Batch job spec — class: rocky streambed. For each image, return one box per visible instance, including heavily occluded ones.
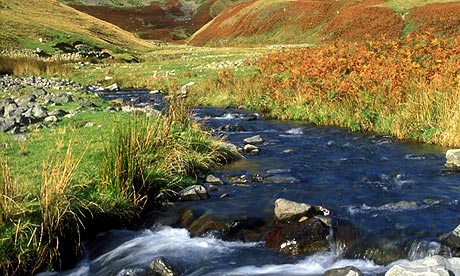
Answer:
[25,89,460,276]
[0,75,163,137]
[4,77,460,275]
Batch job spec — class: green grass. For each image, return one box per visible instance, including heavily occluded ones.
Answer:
[0,94,240,273]
[71,45,267,89]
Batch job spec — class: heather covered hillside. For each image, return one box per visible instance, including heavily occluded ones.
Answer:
[188,0,460,46]
[63,0,247,41]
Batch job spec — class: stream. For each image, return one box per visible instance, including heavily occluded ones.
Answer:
[40,92,460,276]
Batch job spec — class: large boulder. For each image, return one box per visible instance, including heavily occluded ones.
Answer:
[265,217,330,255]
[385,255,460,276]
[344,230,412,265]
[274,198,313,221]
[331,219,364,254]
[445,149,460,172]
[222,217,269,242]
[274,198,331,222]
[187,214,226,237]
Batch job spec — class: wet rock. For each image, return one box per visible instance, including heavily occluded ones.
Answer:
[332,219,364,254]
[147,256,181,276]
[225,174,250,184]
[205,174,224,185]
[223,217,268,242]
[439,224,460,250]
[105,83,119,91]
[243,113,258,121]
[445,149,460,172]
[187,214,226,237]
[221,123,246,132]
[206,184,219,192]
[324,266,363,276]
[344,230,412,265]
[243,135,264,145]
[274,198,313,221]
[178,185,209,201]
[385,255,460,276]
[179,209,194,228]
[243,144,259,154]
[265,217,330,255]
[274,198,331,222]
[143,208,181,228]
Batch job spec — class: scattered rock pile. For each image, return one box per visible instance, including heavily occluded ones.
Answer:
[0,75,161,134]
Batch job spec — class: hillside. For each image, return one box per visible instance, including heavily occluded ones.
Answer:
[188,0,460,46]
[0,0,153,52]
[63,0,246,41]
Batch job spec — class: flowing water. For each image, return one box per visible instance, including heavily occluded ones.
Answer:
[40,93,460,276]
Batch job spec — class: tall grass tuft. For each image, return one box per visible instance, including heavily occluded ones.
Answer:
[0,155,21,224]
[39,142,87,269]
[102,97,241,207]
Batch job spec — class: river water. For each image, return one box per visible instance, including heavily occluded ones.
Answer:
[40,98,460,275]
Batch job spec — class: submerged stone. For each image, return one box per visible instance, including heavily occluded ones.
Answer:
[265,217,330,255]
[187,214,226,237]
[344,230,412,265]
[243,135,264,145]
[324,266,363,276]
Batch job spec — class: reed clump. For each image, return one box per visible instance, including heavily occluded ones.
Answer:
[191,34,460,147]
[101,97,240,209]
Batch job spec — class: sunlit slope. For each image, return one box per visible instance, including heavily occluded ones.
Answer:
[0,0,152,52]
[188,0,460,46]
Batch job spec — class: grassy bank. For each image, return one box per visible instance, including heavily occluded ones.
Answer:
[71,45,266,90]
[188,34,460,147]
[0,98,239,274]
